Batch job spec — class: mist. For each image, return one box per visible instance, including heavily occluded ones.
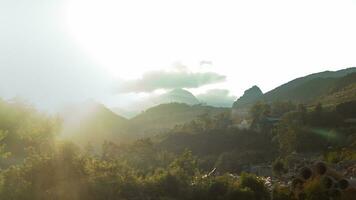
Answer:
[1,1,356,200]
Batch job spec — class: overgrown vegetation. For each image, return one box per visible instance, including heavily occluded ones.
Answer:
[0,95,355,199]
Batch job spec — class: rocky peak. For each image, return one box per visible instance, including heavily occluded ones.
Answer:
[233,85,263,108]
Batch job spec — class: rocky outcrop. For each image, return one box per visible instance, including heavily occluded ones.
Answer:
[233,85,263,109]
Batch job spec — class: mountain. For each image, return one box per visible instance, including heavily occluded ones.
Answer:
[111,107,139,119]
[233,68,356,111]
[61,100,229,144]
[232,86,263,118]
[261,67,356,103]
[61,68,356,144]
[315,72,356,106]
[128,103,229,137]
[154,88,200,105]
[60,101,129,146]
[112,89,200,118]
[233,85,263,108]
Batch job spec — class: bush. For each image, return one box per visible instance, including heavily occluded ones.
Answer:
[303,178,329,200]
[271,184,292,200]
[272,158,287,177]
[240,173,271,200]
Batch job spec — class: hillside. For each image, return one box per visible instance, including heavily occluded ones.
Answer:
[60,101,130,146]
[262,68,356,103]
[316,73,356,107]
[128,103,229,137]
[58,69,356,145]
[60,101,230,145]
[233,68,356,111]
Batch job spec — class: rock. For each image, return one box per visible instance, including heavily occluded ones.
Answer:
[233,85,263,109]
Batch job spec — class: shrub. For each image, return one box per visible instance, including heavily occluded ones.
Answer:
[240,173,271,200]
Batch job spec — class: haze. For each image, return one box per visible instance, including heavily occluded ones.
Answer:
[1,0,356,112]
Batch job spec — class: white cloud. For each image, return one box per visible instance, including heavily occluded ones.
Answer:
[117,69,226,93]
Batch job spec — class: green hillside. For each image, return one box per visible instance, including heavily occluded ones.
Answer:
[1,69,356,200]
[60,102,229,145]
[316,73,356,107]
[262,67,356,102]
[60,69,356,146]
[233,68,356,111]
[128,103,229,137]
[60,101,129,146]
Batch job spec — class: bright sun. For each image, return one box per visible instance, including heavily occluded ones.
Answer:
[63,0,356,95]
[63,0,204,79]
[65,0,150,79]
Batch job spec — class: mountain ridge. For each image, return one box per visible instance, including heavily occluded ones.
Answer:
[233,67,356,110]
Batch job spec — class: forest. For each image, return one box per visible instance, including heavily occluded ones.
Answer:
[0,92,355,199]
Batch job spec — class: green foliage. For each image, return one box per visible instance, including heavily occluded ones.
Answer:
[169,150,198,178]
[239,173,271,200]
[271,101,296,117]
[0,144,274,200]
[272,158,287,177]
[172,111,232,133]
[0,99,58,167]
[0,141,89,200]
[271,185,292,200]
[271,104,348,157]
[129,103,228,137]
[60,101,129,148]
[232,69,356,109]
[335,100,356,118]
[273,112,300,156]
[0,84,355,200]
[0,125,274,200]
[250,102,271,121]
[0,130,10,159]
[261,69,356,105]
[303,178,329,200]
[324,149,356,164]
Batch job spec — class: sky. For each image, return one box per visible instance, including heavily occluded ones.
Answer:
[1,0,356,113]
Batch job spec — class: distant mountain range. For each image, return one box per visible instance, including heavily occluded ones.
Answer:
[112,88,201,118]
[60,101,129,146]
[61,101,228,146]
[233,67,356,113]
[60,67,356,147]
[113,88,237,118]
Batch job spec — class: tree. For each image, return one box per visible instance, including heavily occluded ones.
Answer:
[0,130,9,158]
[250,102,271,121]
[272,158,287,177]
[169,150,198,178]
[240,173,271,200]
[314,103,323,114]
[273,112,300,156]
[271,101,296,117]
[297,104,307,125]
[309,103,323,125]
